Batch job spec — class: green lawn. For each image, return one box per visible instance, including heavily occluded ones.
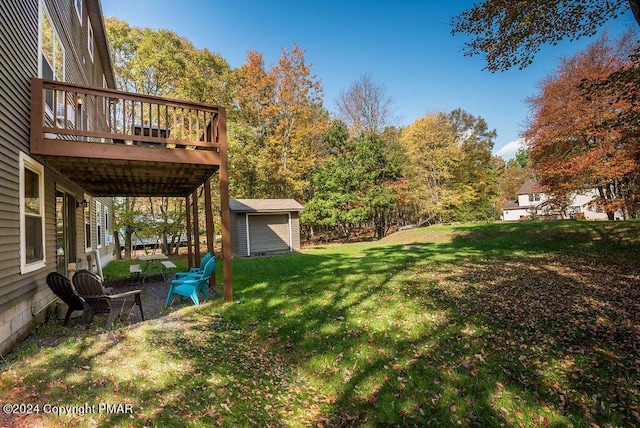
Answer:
[1,221,639,427]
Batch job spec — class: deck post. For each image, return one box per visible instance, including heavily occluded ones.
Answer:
[218,108,233,301]
[204,177,216,288]
[192,188,201,268]
[185,194,193,269]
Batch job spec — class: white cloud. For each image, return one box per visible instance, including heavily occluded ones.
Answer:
[495,138,526,160]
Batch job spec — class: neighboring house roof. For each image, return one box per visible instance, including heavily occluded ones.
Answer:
[230,199,304,213]
[517,181,543,195]
[503,180,545,210]
[502,200,522,210]
[502,201,540,210]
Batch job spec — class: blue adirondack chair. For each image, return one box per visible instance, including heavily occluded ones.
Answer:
[165,257,216,307]
[173,252,213,280]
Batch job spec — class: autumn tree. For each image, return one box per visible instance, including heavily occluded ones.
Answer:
[525,32,639,219]
[399,113,460,225]
[398,110,498,224]
[447,109,500,221]
[335,73,395,137]
[138,197,186,255]
[451,0,640,71]
[228,50,277,198]
[269,45,329,198]
[105,18,231,257]
[106,17,230,101]
[229,46,329,200]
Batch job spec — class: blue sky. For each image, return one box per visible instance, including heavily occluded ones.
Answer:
[101,0,635,159]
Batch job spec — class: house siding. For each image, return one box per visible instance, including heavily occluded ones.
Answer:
[0,0,114,356]
[502,182,620,221]
[0,0,41,355]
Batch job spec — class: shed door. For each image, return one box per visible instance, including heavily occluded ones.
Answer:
[248,214,290,255]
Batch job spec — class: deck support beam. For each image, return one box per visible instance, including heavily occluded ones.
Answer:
[218,108,233,302]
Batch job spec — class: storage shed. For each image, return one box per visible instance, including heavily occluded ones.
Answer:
[229,199,304,256]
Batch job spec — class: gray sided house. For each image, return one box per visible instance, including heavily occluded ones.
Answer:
[230,199,304,256]
[1,0,117,354]
[0,0,233,355]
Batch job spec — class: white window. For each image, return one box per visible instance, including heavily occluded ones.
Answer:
[95,201,110,247]
[103,206,110,243]
[20,153,46,274]
[74,0,82,23]
[39,1,65,112]
[96,200,103,248]
[84,196,92,251]
[87,21,94,61]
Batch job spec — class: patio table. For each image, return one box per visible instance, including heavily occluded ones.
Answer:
[138,253,169,282]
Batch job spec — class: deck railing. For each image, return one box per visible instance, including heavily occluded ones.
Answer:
[31,78,223,156]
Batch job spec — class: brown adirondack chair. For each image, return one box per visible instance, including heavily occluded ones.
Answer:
[45,272,85,325]
[72,270,144,327]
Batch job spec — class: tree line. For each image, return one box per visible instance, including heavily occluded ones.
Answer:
[106,3,640,253]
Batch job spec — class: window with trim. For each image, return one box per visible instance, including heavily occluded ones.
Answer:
[96,200,103,248]
[74,0,82,23]
[40,2,65,112]
[87,21,94,61]
[20,153,46,273]
[104,207,110,243]
[84,196,92,251]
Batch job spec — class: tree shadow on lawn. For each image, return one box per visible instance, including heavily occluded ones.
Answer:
[222,229,640,426]
[0,304,326,427]
[2,222,639,426]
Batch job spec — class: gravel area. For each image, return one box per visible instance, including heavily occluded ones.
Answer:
[104,273,176,320]
[2,274,200,362]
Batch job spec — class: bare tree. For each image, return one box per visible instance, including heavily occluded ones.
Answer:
[335,73,395,136]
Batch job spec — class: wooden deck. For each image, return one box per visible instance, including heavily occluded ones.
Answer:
[30,77,233,301]
[30,78,226,197]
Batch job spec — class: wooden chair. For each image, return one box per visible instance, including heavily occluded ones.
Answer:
[165,257,216,307]
[45,272,85,325]
[72,270,144,327]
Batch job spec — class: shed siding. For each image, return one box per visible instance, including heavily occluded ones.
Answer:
[291,211,300,251]
[248,214,291,255]
[235,213,248,256]
[229,212,242,256]
[229,200,303,257]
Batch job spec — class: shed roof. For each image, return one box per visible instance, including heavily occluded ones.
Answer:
[230,199,304,213]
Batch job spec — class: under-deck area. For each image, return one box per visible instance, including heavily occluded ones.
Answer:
[30,78,232,300]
